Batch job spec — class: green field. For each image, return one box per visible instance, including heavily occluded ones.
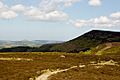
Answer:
[0,52,120,80]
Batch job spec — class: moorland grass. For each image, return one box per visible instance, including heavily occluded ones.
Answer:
[0,52,120,80]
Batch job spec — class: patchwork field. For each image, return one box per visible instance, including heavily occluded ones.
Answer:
[0,52,120,80]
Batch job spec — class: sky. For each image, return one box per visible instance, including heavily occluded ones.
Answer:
[0,0,120,41]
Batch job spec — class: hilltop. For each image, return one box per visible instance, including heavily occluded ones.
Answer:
[40,30,120,52]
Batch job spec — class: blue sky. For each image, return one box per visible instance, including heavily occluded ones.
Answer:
[0,0,120,41]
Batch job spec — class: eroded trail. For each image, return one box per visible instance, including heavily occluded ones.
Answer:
[35,66,78,80]
[0,57,33,61]
[35,59,119,80]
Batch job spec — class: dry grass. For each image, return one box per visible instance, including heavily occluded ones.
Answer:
[50,66,120,80]
[0,52,82,80]
[0,52,120,80]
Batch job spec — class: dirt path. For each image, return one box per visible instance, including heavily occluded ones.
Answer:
[35,66,78,80]
[0,57,33,61]
[96,43,112,55]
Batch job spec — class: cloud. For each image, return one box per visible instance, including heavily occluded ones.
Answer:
[11,4,26,12]
[73,12,120,28]
[39,0,80,12]
[24,7,69,21]
[0,0,71,21]
[110,12,120,19]
[89,16,113,27]
[0,1,17,19]
[63,0,80,7]
[0,1,4,8]
[23,0,76,21]
[0,10,17,19]
[88,0,101,6]
[73,20,87,27]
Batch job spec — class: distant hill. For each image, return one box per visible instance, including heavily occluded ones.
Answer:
[0,30,120,52]
[0,40,63,49]
[39,30,120,52]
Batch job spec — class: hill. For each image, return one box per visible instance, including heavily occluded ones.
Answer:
[0,40,63,49]
[40,30,120,52]
[0,30,120,52]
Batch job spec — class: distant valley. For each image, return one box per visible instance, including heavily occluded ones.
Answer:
[0,40,63,49]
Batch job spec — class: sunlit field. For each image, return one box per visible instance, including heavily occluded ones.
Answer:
[0,52,120,80]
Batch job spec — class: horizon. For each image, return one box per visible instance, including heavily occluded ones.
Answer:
[0,0,120,41]
[0,29,120,41]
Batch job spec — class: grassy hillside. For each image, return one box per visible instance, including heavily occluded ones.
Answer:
[82,42,120,55]
[43,30,120,52]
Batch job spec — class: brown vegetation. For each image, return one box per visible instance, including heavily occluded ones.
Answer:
[0,52,120,80]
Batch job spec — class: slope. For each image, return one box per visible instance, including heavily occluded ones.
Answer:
[47,30,120,52]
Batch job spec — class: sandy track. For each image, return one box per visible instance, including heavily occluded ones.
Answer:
[0,57,33,61]
[35,66,78,80]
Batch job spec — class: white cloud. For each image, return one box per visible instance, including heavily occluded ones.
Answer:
[88,0,101,6]
[89,16,110,24]
[0,1,17,19]
[0,1,4,8]
[73,20,87,27]
[39,0,80,12]
[89,16,113,27]
[24,7,68,21]
[11,4,26,12]
[0,0,70,21]
[110,12,120,19]
[0,10,17,19]
[73,12,120,28]
[0,1,7,11]
[22,0,74,21]
[39,0,58,13]
[63,0,80,7]
[45,10,69,21]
